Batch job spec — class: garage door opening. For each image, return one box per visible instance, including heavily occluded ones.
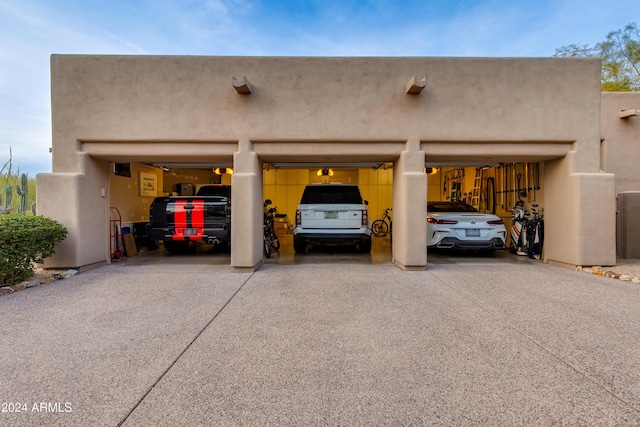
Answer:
[262,163,394,265]
[108,161,234,264]
[426,162,546,263]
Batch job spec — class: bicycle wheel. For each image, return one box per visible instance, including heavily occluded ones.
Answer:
[270,230,281,250]
[372,219,389,237]
[263,237,271,258]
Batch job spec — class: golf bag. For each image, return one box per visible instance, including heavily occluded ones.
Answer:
[510,204,528,256]
[525,218,544,260]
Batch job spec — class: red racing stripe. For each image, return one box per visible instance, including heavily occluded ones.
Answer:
[174,199,188,229]
[191,199,204,228]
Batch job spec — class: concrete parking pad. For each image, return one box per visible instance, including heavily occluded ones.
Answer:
[0,264,251,427]
[1,261,640,426]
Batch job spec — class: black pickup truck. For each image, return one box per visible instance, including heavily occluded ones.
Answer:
[147,185,231,253]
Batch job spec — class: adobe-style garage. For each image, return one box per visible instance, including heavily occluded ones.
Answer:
[37,55,628,271]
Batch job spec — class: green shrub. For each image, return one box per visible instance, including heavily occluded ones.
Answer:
[0,215,68,286]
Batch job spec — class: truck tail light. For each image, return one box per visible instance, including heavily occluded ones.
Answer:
[487,219,504,225]
[296,210,301,226]
[362,210,368,226]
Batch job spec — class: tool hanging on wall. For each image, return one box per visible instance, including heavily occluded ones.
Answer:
[525,162,531,203]
[533,163,540,200]
[496,164,502,209]
[502,164,507,208]
[519,163,527,201]
[471,168,482,209]
[450,167,465,201]
[503,163,509,209]
[486,176,496,214]
[512,162,517,208]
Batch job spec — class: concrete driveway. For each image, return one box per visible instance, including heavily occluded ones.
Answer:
[1,259,640,426]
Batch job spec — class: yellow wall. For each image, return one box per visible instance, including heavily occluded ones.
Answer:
[262,168,395,228]
[359,168,393,223]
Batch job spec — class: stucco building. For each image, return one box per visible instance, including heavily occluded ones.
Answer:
[37,55,640,271]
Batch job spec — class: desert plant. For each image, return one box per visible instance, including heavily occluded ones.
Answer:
[16,173,29,214]
[1,149,36,215]
[0,214,68,286]
[2,186,13,214]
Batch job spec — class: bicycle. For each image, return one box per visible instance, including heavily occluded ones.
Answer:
[371,208,392,237]
[263,199,280,258]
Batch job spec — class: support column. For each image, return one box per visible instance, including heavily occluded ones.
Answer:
[545,153,616,267]
[392,140,427,270]
[36,155,109,270]
[231,139,263,271]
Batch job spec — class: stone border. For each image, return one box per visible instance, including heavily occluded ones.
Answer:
[576,266,640,284]
[0,269,79,297]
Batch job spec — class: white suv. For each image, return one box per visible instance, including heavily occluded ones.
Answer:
[294,184,372,253]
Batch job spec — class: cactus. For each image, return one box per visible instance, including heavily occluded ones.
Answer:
[3,186,12,214]
[16,173,28,214]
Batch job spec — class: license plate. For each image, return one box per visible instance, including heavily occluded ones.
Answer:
[324,211,338,219]
[466,229,480,237]
[183,228,197,235]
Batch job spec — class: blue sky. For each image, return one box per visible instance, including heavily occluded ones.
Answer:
[1,0,638,176]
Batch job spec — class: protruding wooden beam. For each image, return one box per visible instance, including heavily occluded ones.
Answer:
[620,109,638,119]
[232,76,253,94]
[405,75,427,95]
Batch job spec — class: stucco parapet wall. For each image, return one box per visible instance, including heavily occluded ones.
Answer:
[51,55,601,159]
[253,140,407,162]
[79,140,238,165]
[422,140,574,163]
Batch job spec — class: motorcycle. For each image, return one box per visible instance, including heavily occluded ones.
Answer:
[263,199,280,258]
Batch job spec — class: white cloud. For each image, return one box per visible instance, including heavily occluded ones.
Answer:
[104,31,149,54]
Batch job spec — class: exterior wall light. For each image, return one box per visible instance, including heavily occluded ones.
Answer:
[214,167,234,175]
[406,75,427,94]
[620,109,639,119]
[317,168,334,177]
[232,76,253,94]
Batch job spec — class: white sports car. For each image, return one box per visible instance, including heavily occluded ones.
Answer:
[427,201,506,251]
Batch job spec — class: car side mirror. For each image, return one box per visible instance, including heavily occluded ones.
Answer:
[264,199,272,206]
[364,200,368,205]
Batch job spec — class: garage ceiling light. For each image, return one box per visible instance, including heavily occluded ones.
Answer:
[425,167,438,175]
[213,167,234,175]
[316,168,334,177]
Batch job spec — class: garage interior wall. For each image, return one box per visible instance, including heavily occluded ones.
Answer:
[162,168,219,193]
[109,164,164,226]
